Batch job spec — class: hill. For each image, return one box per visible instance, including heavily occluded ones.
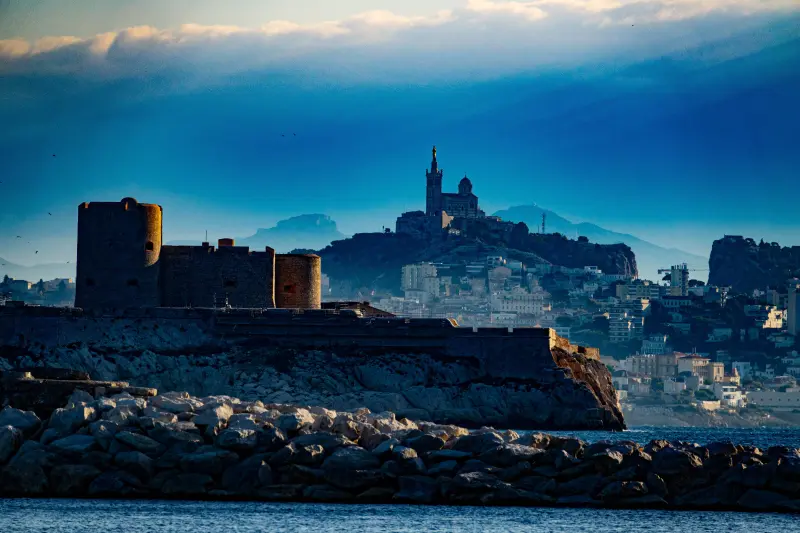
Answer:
[0,257,74,283]
[494,205,707,281]
[708,235,800,294]
[317,222,636,297]
[169,214,346,252]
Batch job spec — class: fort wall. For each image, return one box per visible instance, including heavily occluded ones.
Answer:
[75,198,162,310]
[160,244,275,309]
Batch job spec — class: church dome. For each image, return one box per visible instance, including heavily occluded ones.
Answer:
[458,175,473,195]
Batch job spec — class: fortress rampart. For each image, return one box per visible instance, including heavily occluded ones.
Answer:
[0,306,597,380]
[74,198,320,311]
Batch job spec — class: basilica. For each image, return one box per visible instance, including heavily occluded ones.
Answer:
[425,146,485,219]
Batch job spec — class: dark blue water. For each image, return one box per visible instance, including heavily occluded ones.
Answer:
[541,426,800,449]
[0,498,795,532]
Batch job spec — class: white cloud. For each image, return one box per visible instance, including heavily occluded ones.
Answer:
[466,0,548,21]
[0,0,796,77]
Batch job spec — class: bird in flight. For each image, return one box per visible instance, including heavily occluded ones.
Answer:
[15,236,21,239]
[35,251,38,254]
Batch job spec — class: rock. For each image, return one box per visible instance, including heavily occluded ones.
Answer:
[479,444,543,467]
[392,446,418,462]
[257,427,288,451]
[331,416,361,440]
[451,471,512,493]
[114,451,154,480]
[141,406,177,424]
[103,406,139,426]
[48,406,97,435]
[49,435,99,453]
[450,432,505,455]
[0,447,54,494]
[38,428,60,446]
[599,481,648,502]
[394,475,438,503]
[114,432,164,456]
[311,414,335,433]
[49,464,102,495]
[324,468,384,490]
[371,438,400,459]
[428,460,459,476]
[405,434,446,454]
[89,420,119,442]
[0,407,41,435]
[652,447,702,477]
[498,461,532,482]
[427,449,472,463]
[322,446,380,471]
[275,410,314,433]
[589,449,624,473]
[88,470,145,496]
[616,494,668,508]
[291,432,350,451]
[458,459,501,476]
[180,449,239,476]
[278,464,324,485]
[738,489,790,511]
[161,473,214,496]
[147,425,203,450]
[303,484,354,502]
[707,441,738,457]
[645,472,668,498]
[94,398,117,412]
[357,486,396,502]
[516,475,556,494]
[0,426,23,464]
[555,474,603,497]
[227,414,261,430]
[221,454,270,494]
[65,389,94,407]
[151,393,201,413]
[216,428,258,452]
[193,404,234,428]
[257,484,304,501]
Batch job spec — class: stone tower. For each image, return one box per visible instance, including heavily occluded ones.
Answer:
[425,145,443,216]
[75,197,163,310]
[275,254,322,309]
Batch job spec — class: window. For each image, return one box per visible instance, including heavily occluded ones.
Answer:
[145,241,154,251]
[127,279,139,287]
[283,284,297,294]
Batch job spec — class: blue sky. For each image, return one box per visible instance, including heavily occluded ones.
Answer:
[0,0,798,267]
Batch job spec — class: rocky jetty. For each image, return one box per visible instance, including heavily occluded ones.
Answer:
[1,388,798,512]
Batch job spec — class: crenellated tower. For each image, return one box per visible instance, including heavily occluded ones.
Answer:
[425,145,443,216]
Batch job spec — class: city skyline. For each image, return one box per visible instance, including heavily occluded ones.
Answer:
[1,1,799,265]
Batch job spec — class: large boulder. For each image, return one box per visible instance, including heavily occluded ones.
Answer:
[324,467,384,490]
[49,464,102,495]
[275,410,314,433]
[49,435,99,454]
[150,393,202,414]
[103,406,139,426]
[180,449,239,476]
[451,432,505,455]
[291,432,351,451]
[0,426,23,464]
[0,407,41,435]
[87,470,145,497]
[405,434,446,454]
[216,428,259,452]
[652,447,702,477]
[193,404,234,429]
[0,446,54,494]
[221,454,271,494]
[114,432,164,456]
[161,473,213,496]
[599,481,649,503]
[114,451,155,481]
[322,446,380,471]
[478,444,543,467]
[394,475,438,503]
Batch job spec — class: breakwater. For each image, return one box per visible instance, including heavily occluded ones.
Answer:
[1,388,798,512]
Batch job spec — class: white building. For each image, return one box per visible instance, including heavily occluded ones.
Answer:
[491,287,546,315]
[713,383,746,408]
[669,264,690,297]
[641,334,670,355]
[746,391,800,410]
[402,263,438,291]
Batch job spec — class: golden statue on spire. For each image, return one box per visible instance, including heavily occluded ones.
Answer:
[432,145,437,160]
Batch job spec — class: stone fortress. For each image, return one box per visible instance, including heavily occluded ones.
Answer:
[75,197,321,311]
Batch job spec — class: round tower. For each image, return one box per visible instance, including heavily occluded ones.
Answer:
[75,197,163,310]
[275,254,321,309]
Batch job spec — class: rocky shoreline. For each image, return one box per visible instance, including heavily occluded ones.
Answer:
[1,389,798,512]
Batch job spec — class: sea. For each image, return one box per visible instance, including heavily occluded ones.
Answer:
[1,427,798,533]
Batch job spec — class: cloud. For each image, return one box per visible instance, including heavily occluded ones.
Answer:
[0,0,796,80]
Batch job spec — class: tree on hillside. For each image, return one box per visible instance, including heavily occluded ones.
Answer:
[35,279,45,295]
[1,275,9,286]
[688,279,705,287]
[57,280,67,293]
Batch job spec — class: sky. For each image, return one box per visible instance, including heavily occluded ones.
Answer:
[0,0,799,267]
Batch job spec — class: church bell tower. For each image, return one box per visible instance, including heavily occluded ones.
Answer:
[425,145,443,216]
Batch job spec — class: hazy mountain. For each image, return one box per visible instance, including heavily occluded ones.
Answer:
[493,205,707,281]
[0,257,74,283]
[169,214,347,253]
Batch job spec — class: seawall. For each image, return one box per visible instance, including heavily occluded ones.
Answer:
[0,387,797,512]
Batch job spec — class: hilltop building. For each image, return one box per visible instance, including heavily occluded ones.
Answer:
[397,146,485,237]
[75,198,321,311]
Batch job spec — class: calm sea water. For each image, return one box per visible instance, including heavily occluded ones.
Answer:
[541,426,800,449]
[0,498,795,533]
